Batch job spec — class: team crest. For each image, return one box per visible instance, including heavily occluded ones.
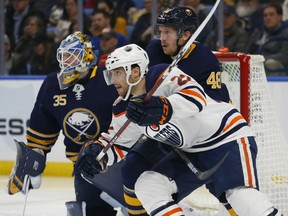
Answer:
[63,108,100,144]
[145,123,184,147]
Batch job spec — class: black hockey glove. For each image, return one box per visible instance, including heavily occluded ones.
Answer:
[74,140,108,178]
[126,94,173,126]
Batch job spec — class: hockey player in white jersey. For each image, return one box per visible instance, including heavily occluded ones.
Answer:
[74,44,283,216]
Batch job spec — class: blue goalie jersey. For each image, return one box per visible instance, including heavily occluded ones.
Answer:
[26,66,118,162]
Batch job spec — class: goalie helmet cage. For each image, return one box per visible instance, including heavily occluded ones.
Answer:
[183,53,288,214]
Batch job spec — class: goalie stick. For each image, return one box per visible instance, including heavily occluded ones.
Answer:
[22,175,30,216]
[96,0,223,180]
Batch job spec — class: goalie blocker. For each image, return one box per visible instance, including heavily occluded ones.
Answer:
[7,139,46,195]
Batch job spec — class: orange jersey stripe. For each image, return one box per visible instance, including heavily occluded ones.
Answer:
[180,89,207,106]
[223,115,244,132]
[113,111,127,118]
[240,137,253,187]
[114,145,125,159]
[162,207,182,216]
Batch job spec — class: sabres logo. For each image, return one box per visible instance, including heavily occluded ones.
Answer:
[63,108,100,144]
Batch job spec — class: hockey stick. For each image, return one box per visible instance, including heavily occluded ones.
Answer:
[173,148,229,180]
[96,0,221,161]
[22,176,30,216]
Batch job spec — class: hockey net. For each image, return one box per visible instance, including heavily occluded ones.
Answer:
[183,53,288,215]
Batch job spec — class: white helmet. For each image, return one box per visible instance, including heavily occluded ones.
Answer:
[56,31,97,90]
[104,44,149,100]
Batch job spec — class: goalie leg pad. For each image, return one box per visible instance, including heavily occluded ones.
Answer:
[7,140,46,195]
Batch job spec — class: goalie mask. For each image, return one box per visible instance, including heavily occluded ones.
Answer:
[56,31,97,90]
[154,6,198,39]
[104,44,149,101]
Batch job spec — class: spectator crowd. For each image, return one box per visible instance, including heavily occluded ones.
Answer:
[3,0,288,76]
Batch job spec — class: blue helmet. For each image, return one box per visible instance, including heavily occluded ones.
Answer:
[155,6,198,39]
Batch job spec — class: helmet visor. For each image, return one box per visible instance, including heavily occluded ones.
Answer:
[154,25,179,40]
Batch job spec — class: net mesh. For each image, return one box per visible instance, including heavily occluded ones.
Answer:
[184,53,288,215]
[220,53,288,213]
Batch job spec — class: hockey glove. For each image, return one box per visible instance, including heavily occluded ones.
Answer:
[126,94,173,126]
[74,140,108,178]
[7,140,46,195]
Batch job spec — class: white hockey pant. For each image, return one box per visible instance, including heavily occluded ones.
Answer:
[135,171,184,216]
[226,186,280,216]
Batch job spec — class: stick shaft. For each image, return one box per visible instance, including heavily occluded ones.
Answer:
[96,0,222,161]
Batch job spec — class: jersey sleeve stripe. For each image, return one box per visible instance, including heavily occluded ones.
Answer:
[191,122,248,150]
[179,89,207,106]
[26,134,58,146]
[26,142,52,151]
[223,115,245,132]
[176,93,204,111]
[27,127,59,138]
[204,109,239,141]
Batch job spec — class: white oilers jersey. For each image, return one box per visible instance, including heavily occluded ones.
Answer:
[99,64,254,166]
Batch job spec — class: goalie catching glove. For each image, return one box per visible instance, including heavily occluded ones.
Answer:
[7,139,46,195]
[126,94,173,126]
[74,140,108,178]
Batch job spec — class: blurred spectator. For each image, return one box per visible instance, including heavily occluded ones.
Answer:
[89,9,110,36]
[48,3,64,26]
[10,14,47,74]
[283,0,288,21]
[235,0,263,34]
[4,34,12,75]
[248,3,288,75]
[130,0,162,49]
[5,0,45,49]
[29,0,58,20]
[204,4,250,52]
[180,0,217,43]
[97,28,119,66]
[89,9,128,50]
[114,0,136,21]
[94,0,127,37]
[54,0,90,44]
[26,32,59,74]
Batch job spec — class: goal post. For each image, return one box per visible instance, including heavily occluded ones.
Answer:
[217,52,288,213]
[183,52,288,214]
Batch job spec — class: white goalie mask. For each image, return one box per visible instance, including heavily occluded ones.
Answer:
[104,44,149,100]
[56,31,97,90]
